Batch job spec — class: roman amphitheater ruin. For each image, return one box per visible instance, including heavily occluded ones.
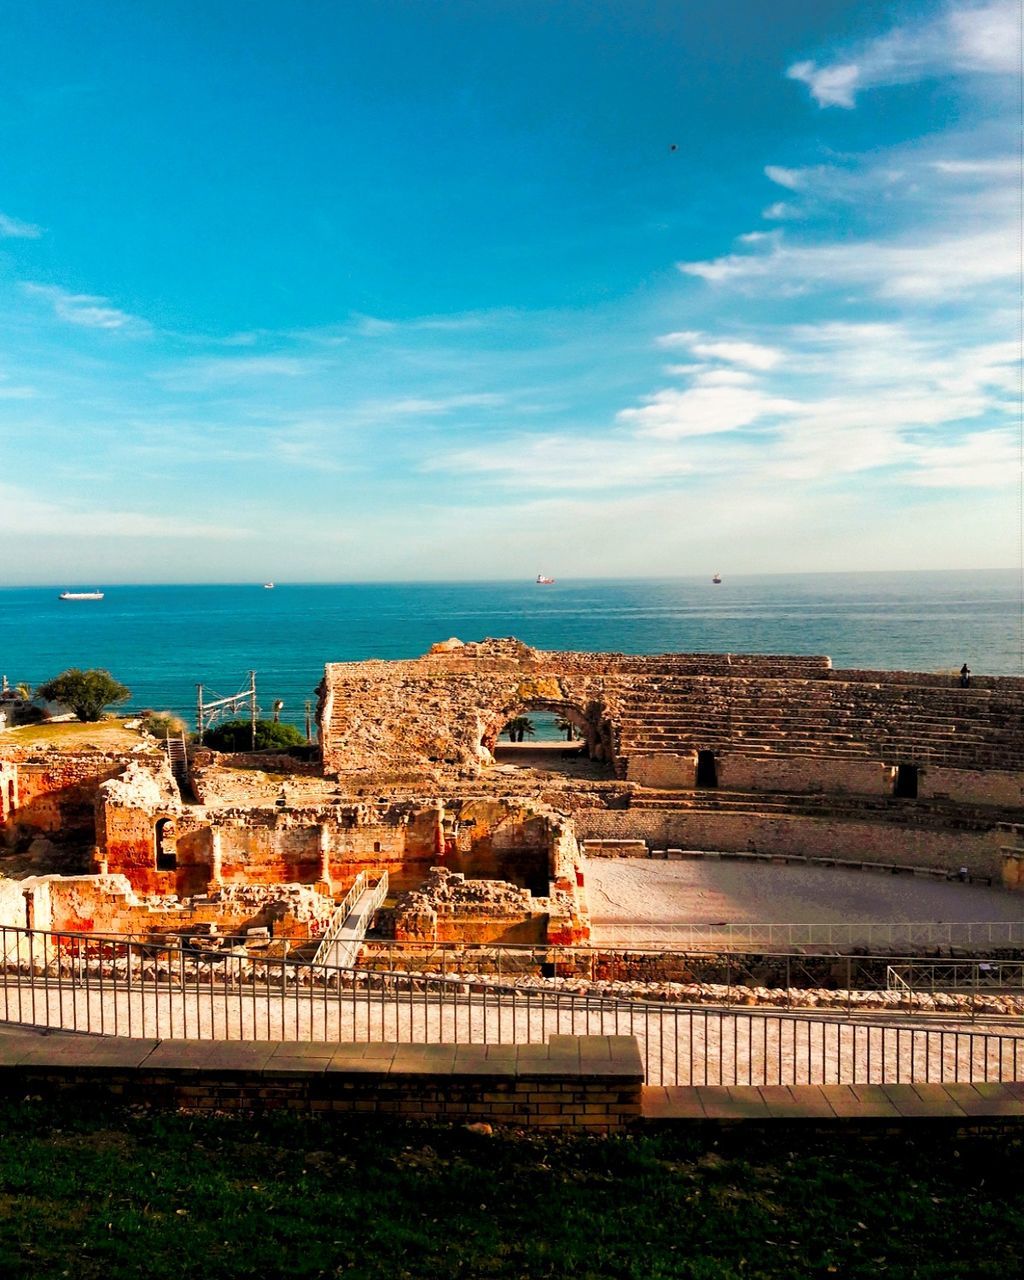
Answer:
[2,637,1024,1052]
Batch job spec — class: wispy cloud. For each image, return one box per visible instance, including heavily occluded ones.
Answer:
[680,223,1014,299]
[787,0,1017,107]
[0,482,251,539]
[0,212,43,239]
[22,282,148,332]
[154,354,323,389]
[425,433,697,491]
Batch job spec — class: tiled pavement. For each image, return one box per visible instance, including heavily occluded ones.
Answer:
[0,1027,643,1080]
[641,1080,1024,1124]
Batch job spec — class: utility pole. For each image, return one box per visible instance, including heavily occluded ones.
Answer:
[249,670,257,750]
[196,684,204,745]
[304,699,313,744]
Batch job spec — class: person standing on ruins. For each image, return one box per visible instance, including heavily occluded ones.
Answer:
[959,664,971,688]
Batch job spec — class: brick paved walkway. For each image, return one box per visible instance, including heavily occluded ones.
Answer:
[642,1080,1024,1123]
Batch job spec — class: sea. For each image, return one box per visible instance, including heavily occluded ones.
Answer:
[0,571,1020,731]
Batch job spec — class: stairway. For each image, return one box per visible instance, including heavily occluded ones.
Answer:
[164,734,189,793]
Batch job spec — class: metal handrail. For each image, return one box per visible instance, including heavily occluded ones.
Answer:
[591,919,1024,951]
[311,872,389,968]
[887,961,1024,992]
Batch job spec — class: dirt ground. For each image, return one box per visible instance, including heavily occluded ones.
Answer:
[584,857,1024,939]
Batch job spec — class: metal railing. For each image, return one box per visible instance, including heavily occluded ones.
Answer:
[888,961,1024,993]
[2,925,1023,1086]
[312,872,389,968]
[592,919,1024,952]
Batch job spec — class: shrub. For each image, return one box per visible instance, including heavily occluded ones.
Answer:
[141,711,188,740]
[203,718,306,752]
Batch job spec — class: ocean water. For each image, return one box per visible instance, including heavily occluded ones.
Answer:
[0,571,1019,729]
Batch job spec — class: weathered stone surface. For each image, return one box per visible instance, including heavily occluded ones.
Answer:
[318,640,1024,795]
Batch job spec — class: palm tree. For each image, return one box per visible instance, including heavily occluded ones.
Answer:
[503,715,536,743]
[554,714,576,741]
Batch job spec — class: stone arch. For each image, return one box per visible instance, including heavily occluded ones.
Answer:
[480,695,615,767]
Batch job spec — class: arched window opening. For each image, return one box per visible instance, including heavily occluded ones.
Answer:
[155,817,177,871]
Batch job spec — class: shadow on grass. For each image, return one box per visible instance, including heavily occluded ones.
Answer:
[0,1099,1021,1279]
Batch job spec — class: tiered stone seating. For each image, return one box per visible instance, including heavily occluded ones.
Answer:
[626,787,1012,829]
[612,678,1024,775]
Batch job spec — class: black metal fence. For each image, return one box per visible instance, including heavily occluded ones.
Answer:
[2,926,1023,1086]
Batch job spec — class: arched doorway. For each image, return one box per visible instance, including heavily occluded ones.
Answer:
[155,817,177,871]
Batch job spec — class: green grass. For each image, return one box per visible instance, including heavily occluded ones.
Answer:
[0,1099,1021,1279]
[4,718,147,750]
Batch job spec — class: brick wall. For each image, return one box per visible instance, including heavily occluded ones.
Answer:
[0,1033,644,1132]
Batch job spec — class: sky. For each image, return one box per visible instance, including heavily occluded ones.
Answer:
[0,0,1019,583]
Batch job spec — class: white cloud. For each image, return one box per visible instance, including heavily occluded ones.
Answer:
[656,332,784,370]
[0,212,43,239]
[618,384,796,440]
[931,157,1018,176]
[690,339,784,371]
[762,201,803,221]
[788,1,1017,107]
[375,393,502,416]
[907,427,1017,487]
[764,165,806,191]
[680,223,1015,299]
[22,282,147,332]
[655,330,702,349]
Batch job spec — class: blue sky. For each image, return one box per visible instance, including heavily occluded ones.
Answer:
[0,0,1017,582]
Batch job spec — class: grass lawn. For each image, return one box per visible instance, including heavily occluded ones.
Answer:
[1,716,149,752]
[0,1099,1020,1279]
[3,718,150,752]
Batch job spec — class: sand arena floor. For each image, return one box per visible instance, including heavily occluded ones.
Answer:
[583,858,1024,948]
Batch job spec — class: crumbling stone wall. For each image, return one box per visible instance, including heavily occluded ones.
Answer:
[94,761,183,893]
[2,751,135,846]
[390,866,588,946]
[0,872,334,940]
[318,640,1024,806]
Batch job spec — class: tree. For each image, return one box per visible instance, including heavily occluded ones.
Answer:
[36,668,131,722]
[554,714,577,741]
[204,718,306,751]
[503,715,536,743]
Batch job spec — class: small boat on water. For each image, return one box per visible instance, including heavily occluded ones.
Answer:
[711,573,722,585]
[59,590,104,600]
[536,574,555,585]
[263,582,275,590]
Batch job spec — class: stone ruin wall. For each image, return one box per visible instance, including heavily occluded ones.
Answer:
[29,755,587,943]
[0,872,335,941]
[628,753,1023,808]
[318,640,1024,808]
[318,641,833,779]
[576,808,1006,879]
[1,749,144,846]
[388,864,588,947]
